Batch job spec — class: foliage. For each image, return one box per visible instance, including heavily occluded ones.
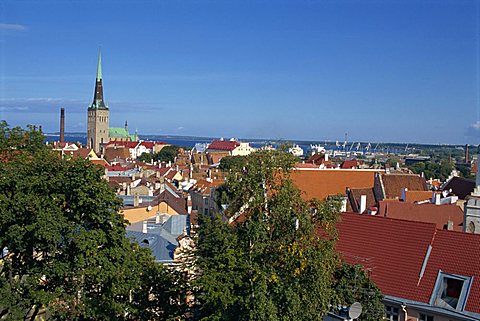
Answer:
[407,160,453,181]
[332,264,385,321]
[0,122,183,320]
[194,150,359,321]
[218,155,247,172]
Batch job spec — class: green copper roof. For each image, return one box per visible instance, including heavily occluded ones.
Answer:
[109,127,138,141]
[96,50,102,80]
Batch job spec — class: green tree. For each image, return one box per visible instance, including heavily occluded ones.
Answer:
[155,145,180,163]
[218,155,247,172]
[0,123,182,320]
[194,150,343,321]
[137,152,154,163]
[332,264,385,321]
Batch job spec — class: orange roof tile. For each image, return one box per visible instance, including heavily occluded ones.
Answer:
[291,169,381,201]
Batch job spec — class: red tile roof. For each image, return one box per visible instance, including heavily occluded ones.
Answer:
[377,201,464,231]
[403,190,433,203]
[340,159,359,169]
[335,213,480,314]
[107,141,139,149]
[208,140,240,151]
[418,229,480,313]
[291,169,381,201]
[139,141,167,149]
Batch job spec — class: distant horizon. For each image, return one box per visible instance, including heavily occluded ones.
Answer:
[2,0,480,145]
[42,131,475,148]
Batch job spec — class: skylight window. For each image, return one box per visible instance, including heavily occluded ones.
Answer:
[431,271,472,311]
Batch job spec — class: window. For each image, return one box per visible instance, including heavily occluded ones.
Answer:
[419,313,434,321]
[385,305,399,321]
[468,221,475,233]
[432,272,472,311]
[204,198,209,205]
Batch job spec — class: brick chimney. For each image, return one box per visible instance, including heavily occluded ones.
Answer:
[60,107,65,143]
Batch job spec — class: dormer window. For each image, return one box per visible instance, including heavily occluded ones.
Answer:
[431,271,472,311]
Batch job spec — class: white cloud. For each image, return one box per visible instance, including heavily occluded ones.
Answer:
[0,23,28,31]
[465,121,480,138]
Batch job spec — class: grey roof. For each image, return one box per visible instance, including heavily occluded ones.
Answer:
[164,215,188,235]
[126,214,189,264]
[126,230,176,264]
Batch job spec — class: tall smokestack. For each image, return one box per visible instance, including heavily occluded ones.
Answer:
[465,144,469,163]
[60,107,65,143]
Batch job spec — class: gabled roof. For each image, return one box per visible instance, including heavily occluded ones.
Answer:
[340,159,358,169]
[90,158,110,168]
[207,140,240,151]
[335,213,437,302]
[335,213,480,314]
[346,187,376,213]
[291,169,381,201]
[379,173,428,199]
[377,201,464,231]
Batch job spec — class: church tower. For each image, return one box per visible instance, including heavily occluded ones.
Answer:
[464,156,480,234]
[87,51,109,154]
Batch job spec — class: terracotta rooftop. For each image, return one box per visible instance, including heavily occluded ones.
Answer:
[340,159,359,169]
[335,213,480,314]
[290,169,381,201]
[208,140,240,151]
[403,190,433,203]
[377,201,464,231]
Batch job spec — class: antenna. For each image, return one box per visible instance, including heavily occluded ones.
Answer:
[348,302,362,319]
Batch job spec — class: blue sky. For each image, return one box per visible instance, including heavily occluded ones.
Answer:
[1,0,479,144]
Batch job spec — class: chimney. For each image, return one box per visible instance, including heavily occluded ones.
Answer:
[401,188,408,202]
[466,144,469,163]
[340,197,347,212]
[359,195,367,214]
[133,194,139,207]
[142,220,148,233]
[155,211,161,224]
[60,107,65,143]
[447,220,454,231]
[434,193,441,205]
[187,194,192,214]
[324,153,329,162]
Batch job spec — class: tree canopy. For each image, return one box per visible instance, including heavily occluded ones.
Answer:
[0,122,183,320]
[138,145,181,163]
[194,150,384,320]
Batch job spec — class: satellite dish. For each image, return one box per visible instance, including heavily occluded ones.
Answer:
[348,302,362,319]
[147,205,152,211]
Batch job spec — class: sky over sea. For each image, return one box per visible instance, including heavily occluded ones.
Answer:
[1,0,480,144]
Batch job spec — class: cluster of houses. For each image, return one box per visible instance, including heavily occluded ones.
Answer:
[48,53,480,320]
[51,133,480,321]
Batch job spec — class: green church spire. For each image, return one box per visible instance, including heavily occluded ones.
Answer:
[89,49,107,110]
[96,50,102,80]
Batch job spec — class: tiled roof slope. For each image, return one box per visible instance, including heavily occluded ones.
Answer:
[418,230,480,314]
[336,213,480,314]
[208,140,240,151]
[380,174,428,199]
[335,213,437,302]
[404,190,432,203]
[378,201,464,231]
[346,187,376,213]
[291,169,380,201]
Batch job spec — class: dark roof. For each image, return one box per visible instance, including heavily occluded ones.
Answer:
[346,187,376,213]
[379,174,428,199]
[442,176,475,200]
